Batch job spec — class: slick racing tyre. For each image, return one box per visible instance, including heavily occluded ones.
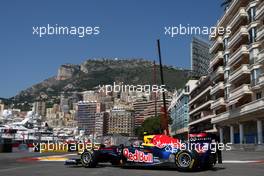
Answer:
[81,150,97,168]
[175,150,198,171]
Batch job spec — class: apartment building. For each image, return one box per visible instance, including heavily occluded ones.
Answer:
[169,80,197,139]
[133,99,171,127]
[209,0,264,144]
[0,102,4,116]
[32,101,46,118]
[191,37,211,78]
[188,76,216,133]
[108,107,134,136]
[77,101,105,135]
[94,112,108,137]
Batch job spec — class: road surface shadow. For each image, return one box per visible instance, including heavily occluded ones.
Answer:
[208,166,226,172]
[66,163,226,173]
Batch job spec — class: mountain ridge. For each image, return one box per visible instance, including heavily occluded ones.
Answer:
[10,58,191,105]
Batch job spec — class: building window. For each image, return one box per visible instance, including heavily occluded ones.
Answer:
[223,38,228,50]
[248,6,256,22]
[224,70,230,83]
[256,68,261,78]
[251,70,255,85]
[256,92,262,100]
[249,27,257,44]
[223,54,229,67]
[251,69,262,85]
[185,85,190,93]
[224,87,229,100]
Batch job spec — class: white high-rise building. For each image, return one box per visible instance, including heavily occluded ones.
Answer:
[208,0,264,144]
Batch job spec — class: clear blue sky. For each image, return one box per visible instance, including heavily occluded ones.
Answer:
[0,0,224,98]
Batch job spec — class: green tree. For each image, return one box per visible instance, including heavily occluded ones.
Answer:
[135,115,172,138]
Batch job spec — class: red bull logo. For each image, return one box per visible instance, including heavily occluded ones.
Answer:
[152,135,180,148]
[123,148,153,163]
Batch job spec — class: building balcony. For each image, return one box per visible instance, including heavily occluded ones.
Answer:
[175,127,189,135]
[210,82,224,95]
[256,0,264,20]
[211,97,226,110]
[251,73,264,89]
[210,36,223,54]
[210,66,224,81]
[214,0,241,31]
[228,84,252,101]
[189,112,214,126]
[227,8,248,29]
[212,98,264,124]
[228,26,248,49]
[189,86,211,105]
[210,51,223,68]
[256,25,264,41]
[228,45,249,66]
[257,49,264,64]
[189,100,213,116]
[229,64,250,83]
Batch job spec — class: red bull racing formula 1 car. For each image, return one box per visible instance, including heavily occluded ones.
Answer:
[65,133,222,171]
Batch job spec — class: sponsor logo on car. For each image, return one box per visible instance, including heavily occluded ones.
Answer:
[151,135,180,148]
[123,148,153,163]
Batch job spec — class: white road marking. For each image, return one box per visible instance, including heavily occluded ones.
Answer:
[223,160,264,164]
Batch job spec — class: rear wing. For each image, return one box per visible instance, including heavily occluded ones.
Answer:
[189,132,222,164]
[188,133,219,143]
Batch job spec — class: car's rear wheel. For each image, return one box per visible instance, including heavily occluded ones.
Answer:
[81,150,97,168]
[175,150,198,171]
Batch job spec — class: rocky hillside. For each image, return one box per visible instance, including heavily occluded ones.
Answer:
[11,59,191,104]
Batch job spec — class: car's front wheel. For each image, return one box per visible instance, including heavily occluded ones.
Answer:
[175,150,198,171]
[81,150,97,168]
